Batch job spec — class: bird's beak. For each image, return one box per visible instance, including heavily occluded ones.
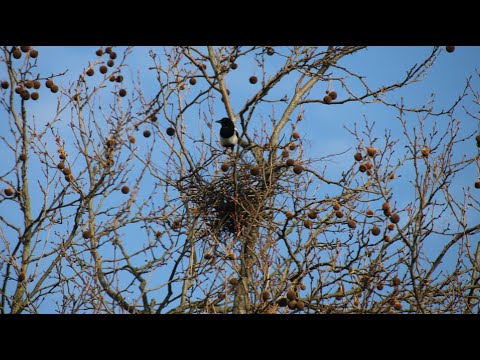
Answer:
[215,120,222,123]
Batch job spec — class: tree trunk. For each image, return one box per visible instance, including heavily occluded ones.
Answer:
[233,224,259,314]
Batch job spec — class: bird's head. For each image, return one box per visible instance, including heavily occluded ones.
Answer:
[216,117,232,127]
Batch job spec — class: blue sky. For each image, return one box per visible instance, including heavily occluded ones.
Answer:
[1,46,479,313]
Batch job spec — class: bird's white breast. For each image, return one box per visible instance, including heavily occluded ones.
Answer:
[220,134,239,146]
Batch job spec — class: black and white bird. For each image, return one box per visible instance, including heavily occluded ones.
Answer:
[216,117,247,149]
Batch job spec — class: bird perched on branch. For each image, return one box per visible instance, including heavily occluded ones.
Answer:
[216,117,248,149]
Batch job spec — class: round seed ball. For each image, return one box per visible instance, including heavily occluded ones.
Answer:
[116,75,123,83]
[296,300,305,311]
[109,52,117,60]
[121,185,130,194]
[261,291,271,302]
[286,289,297,301]
[354,152,363,162]
[371,226,381,236]
[307,210,317,219]
[323,95,333,104]
[31,92,39,100]
[166,127,175,136]
[221,163,230,172]
[250,166,260,176]
[229,278,239,286]
[304,219,313,229]
[286,159,295,167]
[82,230,92,239]
[99,65,108,74]
[96,49,104,56]
[445,46,455,53]
[421,147,430,157]
[29,49,39,58]
[189,78,197,85]
[390,213,400,224]
[46,79,54,88]
[1,81,9,89]
[20,46,30,53]
[4,187,14,196]
[285,211,294,219]
[12,47,22,59]
[348,220,357,229]
[333,202,341,211]
[335,210,344,218]
[107,59,114,67]
[33,80,41,89]
[392,277,401,286]
[119,89,127,97]
[21,91,30,100]
[86,68,94,76]
[105,46,112,54]
[51,85,59,93]
[143,130,151,138]
[287,300,297,310]
[249,76,258,84]
[293,164,304,175]
[367,147,377,157]
[328,91,338,100]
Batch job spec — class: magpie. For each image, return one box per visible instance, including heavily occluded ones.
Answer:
[216,117,247,149]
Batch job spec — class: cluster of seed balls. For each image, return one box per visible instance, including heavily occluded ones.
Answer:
[56,147,75,183]
[276,285,306,311]
[90,47,127,97]
[219,130,303,175]
[140,113,175,139]
[186,47,274,88]
[277,144,401,236]
[0,47,42,100]
[0,47,63,101]
[224,279,307,312]
[204,251,236,261]
[323,90,338,104]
